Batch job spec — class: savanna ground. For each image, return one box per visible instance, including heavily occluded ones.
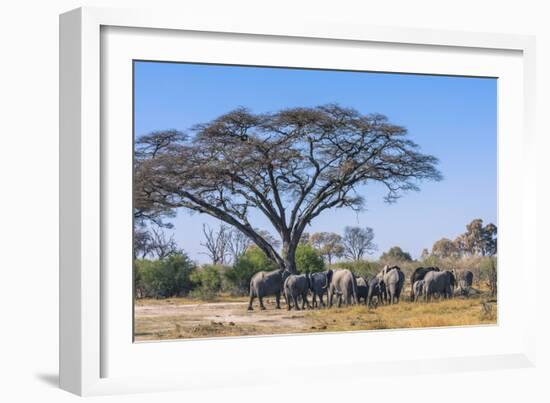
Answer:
[134,287,497,341]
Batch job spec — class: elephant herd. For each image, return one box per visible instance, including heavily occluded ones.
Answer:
[248,265,476,311]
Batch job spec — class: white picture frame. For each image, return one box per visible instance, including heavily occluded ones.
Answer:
[60,6,537,396]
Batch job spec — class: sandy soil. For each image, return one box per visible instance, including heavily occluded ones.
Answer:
[134,294,497,341]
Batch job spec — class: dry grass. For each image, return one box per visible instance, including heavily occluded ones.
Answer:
[134,290,497,341]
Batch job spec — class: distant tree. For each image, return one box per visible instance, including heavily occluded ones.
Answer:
[200,224,231,265]
[134,226,180,260]
[255,229,281,250]
[420,248,430,261]
[456,219,498,256]
[380,246,412,262]
[299,232,311,245]
[342,226,377,261]
[295,244,325,273]
[482,223,497,256]
[134,105,441,273]
[310,232,345,265]
[227,228,252,264]
[134,226,153,259]
[431,237,459,258]
[463,219,485,255]
[453,234,467,256]
[149,227,181,260]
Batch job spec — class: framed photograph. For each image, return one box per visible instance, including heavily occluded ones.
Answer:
[60,7,537,396]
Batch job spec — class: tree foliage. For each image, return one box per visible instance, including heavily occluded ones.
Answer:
[134,253,196,298]
[134,105,441,272]
[380,246,412,262]
[309,232,344,265]
[294,244,325,273]
[431,237,459,258]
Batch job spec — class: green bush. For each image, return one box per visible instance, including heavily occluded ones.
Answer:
[190,264,223,300]
[135,253,196,298]
[224,246,277,295]
[295,244,325,273]
[336,260,379,278]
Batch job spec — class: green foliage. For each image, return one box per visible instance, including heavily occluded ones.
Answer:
[190,264,223,300]
[134,253,196,298]
[295,244,325,273]
[336,260,380,278]
[380,246,412,263]
[224,246,277,295]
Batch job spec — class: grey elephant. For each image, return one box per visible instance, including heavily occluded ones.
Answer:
[381,266,405,304]
[328,269,358,307]
[284,273,312,311]
[248,269,291,310]
[424,270,456,302]
[455,270,474,296]
[412,279,425,302]
[367,277,386,308]
[309,270,333,308]
[356,276,369,304]
[410,266,439,300]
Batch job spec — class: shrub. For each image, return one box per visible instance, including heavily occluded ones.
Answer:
[135,253,196,298]
[295,244,325,274]
[336,260,379,278]
[190,264,223,300]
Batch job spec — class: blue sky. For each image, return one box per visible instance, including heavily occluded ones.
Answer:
[134,61,497,262]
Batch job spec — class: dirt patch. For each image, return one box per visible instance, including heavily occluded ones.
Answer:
[134,294,497,341]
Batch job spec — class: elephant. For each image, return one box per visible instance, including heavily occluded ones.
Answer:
[455,270,474,296]
[248,269,291,310]
[284,273,312,310]
[367,277,386,308]
[328,269,358,308]
[423,270,456,302]
[410,267,440,300]
[412,279,425,302]
[309,270,333,308]
[381,266,405,304]
[356,276,369,304]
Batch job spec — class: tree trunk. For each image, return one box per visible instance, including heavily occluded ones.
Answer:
[281,238,298,274]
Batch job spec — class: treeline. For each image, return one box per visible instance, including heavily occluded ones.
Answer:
[134,219,497,300]
[134,243,324,299]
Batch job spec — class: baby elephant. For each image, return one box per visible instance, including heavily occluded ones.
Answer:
[284,273,311,311]
[412,279,425,302]
[367,277,386,308]
[356,276,369,305]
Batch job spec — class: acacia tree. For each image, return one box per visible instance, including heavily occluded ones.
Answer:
[431,237,459,258]
[453,219,497,257]
[310,232,345,265]
[135,105,441,273]
[342,227,377,261]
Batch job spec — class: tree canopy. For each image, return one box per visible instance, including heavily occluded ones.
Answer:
[135,105,441,273]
